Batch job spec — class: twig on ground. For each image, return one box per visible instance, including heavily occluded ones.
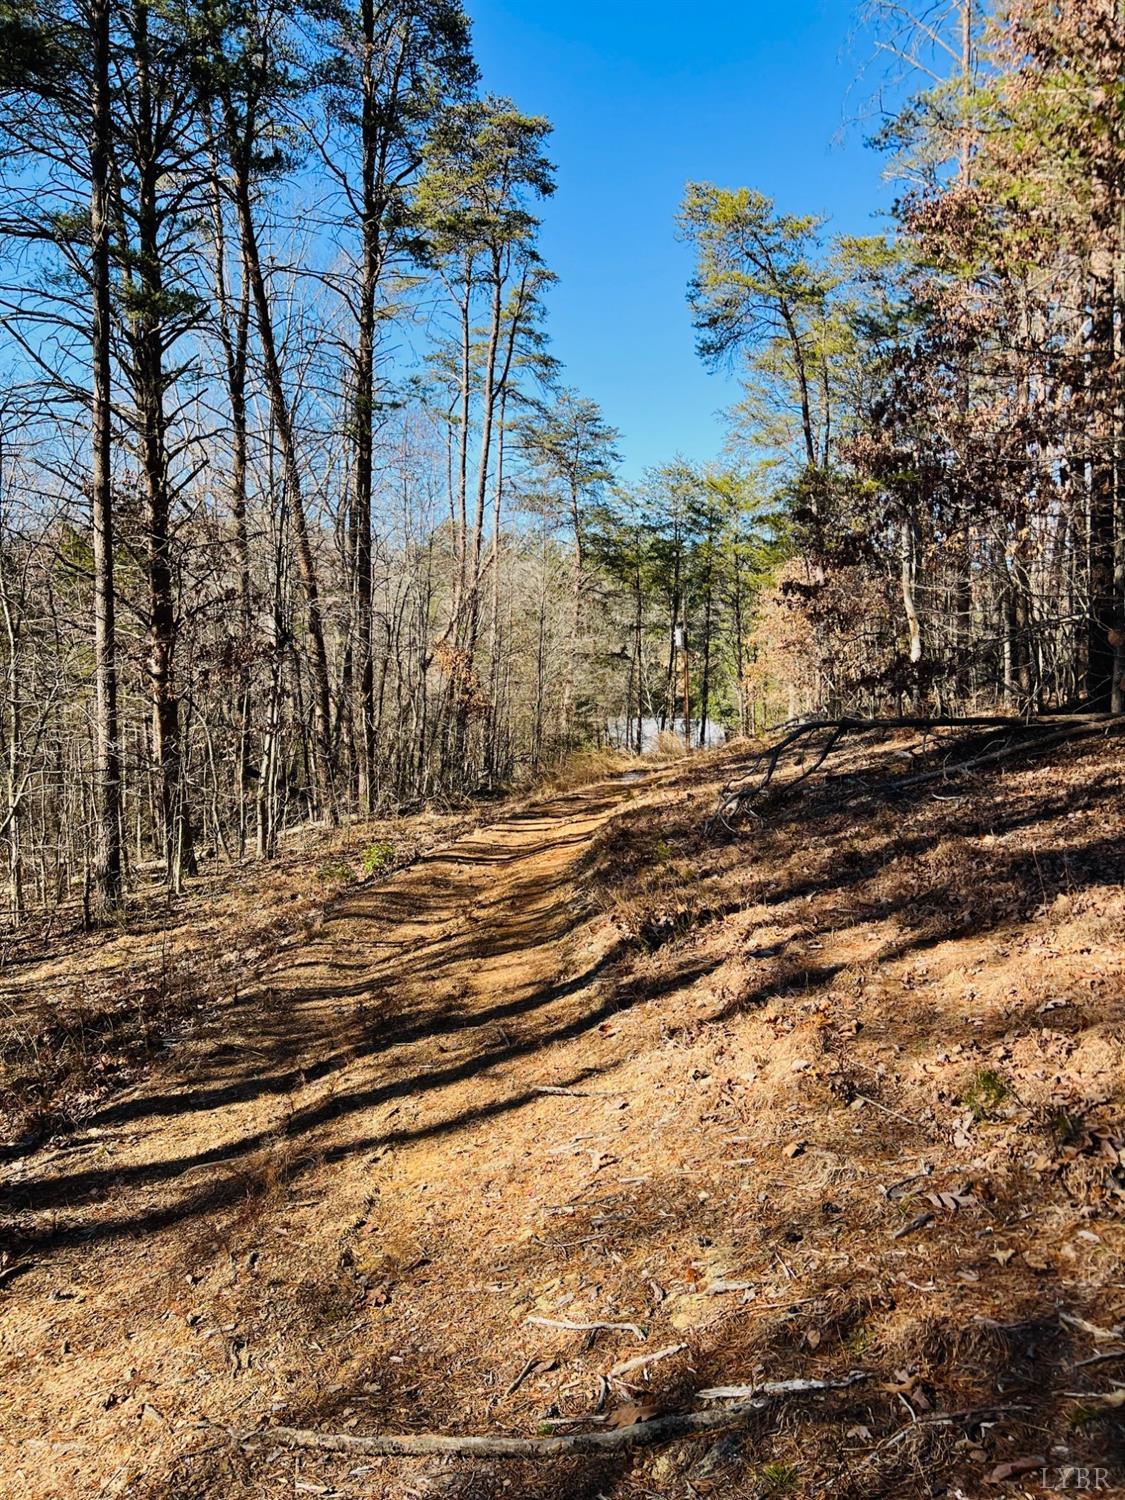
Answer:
[609,1343,687,1379]
[857,1405,1031,1469]
[893,1211,934,1239]
[1070,1350,1125,1370]
[239,1372,870,1460]
[526,1316,645,1340]
[532,1085,630,1098]
[852,1093,924,1129]
[1059,1310,1125,1342]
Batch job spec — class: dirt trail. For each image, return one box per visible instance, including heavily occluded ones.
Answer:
[7,739,1124,1499]
[0,774,654,1498]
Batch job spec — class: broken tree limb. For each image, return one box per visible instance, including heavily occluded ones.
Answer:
[695,1375,866,1400]
[526,1315,646,1340]
[239,1372,870,1460]
[532,1085,630,1099]
[609,1343,687,1379]
[711,713,1125,833]
[880,719,1125,795]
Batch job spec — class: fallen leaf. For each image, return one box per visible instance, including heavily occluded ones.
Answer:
[893,1211,934,1240]
[609,1402,660,1428]
[988,1456,1046,1482]
[505,1355,557,1397]
[926,1191,979,1212]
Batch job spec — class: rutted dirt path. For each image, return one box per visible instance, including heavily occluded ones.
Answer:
[0,774,656,1499]
[6,739,1125,1500]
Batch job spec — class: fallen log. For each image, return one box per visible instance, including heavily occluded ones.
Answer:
[711,713,1124,832]
[239,1371,870,1460]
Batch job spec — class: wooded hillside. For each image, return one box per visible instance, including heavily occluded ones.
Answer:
[0,0,1122,925]
[1,5,1125,1497]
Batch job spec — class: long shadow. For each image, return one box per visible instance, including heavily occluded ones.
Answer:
[10,1063,613,1259]
[56,801,614,1143]
[84,938,630,1134]
[7,930,716,1251]
[10,932,685,1252]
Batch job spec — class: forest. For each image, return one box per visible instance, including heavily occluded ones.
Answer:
[0,0,1120,920]
[1,3,1125,1498]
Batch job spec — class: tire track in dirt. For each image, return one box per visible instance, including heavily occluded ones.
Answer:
[0,773,657,1498]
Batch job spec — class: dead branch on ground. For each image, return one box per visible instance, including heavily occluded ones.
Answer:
[238,1371,870,1460]
[710,714,1125,833]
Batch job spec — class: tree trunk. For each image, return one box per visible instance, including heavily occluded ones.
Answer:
[130,0,195,887]
[351,0,380,812]
[90,0,123,913]
[225,124,337,820]
[1088,257,1118,710]
[900,514,923,705]
[209,143,253,854]
[698,559,714,749]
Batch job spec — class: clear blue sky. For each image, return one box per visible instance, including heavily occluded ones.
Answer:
[468,0,894,479]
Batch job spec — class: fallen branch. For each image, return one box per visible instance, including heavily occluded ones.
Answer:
[852,1093,924,1129]
[240,1372,870,1460]
[857,1404,1031,1469]
[526,1315,646,1340]
[696,1376,863,1400]
[532,1085,629,1099]
[609,1343,687,1379]
[1070,1350,1125,1370]
[879,720,1122,795]
[711,713,1125,833]
[1058,1310,1125,1343]
[0,1260,35,1289]
[892,1211,934,1240]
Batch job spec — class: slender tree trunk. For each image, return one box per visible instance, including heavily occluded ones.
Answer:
[562,479,583,746]
[351,0,381,812]
[633,561,644,754]
[454,264,506,776]
[209,146,253,853]
[1088,256,1117,710]
[1,533,22,923]
[900,514,923,693]
[130,0,195,887]
[225,126,337,820]
[90,0,122,913]
[486,391,508,781]
[698,548,714,749]
[1113,202,1125,714]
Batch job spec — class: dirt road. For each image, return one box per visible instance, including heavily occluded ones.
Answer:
[8,736,1121,1499]
[0,775,653,1498]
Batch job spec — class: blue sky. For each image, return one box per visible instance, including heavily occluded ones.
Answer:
[468,0,896,478]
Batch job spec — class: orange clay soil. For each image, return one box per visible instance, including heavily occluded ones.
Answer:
[1,740,1124,1500]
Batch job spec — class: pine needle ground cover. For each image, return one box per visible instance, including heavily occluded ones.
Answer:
[0,733,1122,1497]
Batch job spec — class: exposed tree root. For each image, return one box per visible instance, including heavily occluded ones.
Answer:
[239,1372,870,1460]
